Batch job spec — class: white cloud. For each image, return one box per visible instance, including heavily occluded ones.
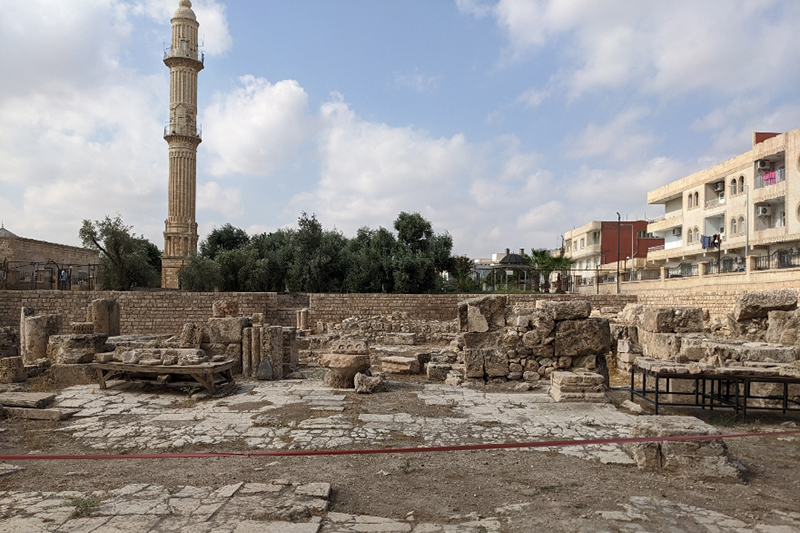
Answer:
[203,75,310,177]
[470,0,800,99]
[197,181,241,218]
[565,107,657,161]
[0,0,236,245]
[516,87,549,108]
[394,69,441,92]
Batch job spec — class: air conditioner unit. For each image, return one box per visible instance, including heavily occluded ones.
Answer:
[714,182,725,192]
[757,206,771,216]
[672,228,682,236]
[757,160,771,170]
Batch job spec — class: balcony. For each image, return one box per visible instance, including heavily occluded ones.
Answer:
[569,243,601,259]
[164,47,205,65]
[754,168,785,190]
[648,213,683,233]
[705,195,725,209]
[164,123,202,140]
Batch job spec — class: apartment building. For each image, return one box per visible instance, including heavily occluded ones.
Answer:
[564,220,663,280]
[646,128,800,270]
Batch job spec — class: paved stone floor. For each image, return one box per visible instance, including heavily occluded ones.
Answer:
[1,380,798,532]
[55,381,636,464]
[2,481,799,532]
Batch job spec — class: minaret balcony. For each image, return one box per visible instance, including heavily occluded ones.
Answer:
[164,123,202,140]
[164,46,204,65]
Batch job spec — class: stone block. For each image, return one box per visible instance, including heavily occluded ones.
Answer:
[47,334,108,364]
[320,354,371,388]
[618,304,645,327]
[282,327,299,374]
[624,415,742,479]
[5,407,78,421]
[0,392,56,408]
[381,355,420,374]
[256,359,273,380]
[484,349,509,377]
[20,310,62,365]
[678,335,707,362]
[536,300,591,320]
[383,333,417,345]
[638,329,682,360]
[521,310,555,348]
[0,357,26,384]
[180,323,204,348]
[733,289,797,322]
[458,295,507,333]
[330,339,369,355]
[463,348,484,378]
[766,310,800,345]
[426,362,451,381]
[640,307,704,333]
[354,372,385,393]
[263,326,284,380]
[87,299,120,336]
[212,300,240,317]
[48,363,96,386]
[523,371,540,382]
[207,317,252,344]
[70,322,95,334]
[554,318,611,358]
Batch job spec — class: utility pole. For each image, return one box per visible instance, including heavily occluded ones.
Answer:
[616,212,621,294]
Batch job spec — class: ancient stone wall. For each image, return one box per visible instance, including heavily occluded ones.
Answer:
[0,291,278,335]
[0,291,635,336]
[307,294,637,324]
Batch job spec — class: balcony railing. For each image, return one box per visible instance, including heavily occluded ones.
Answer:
[755,249,800,271]
[668,262,698,278]
[648,244,664,253]
[164,123,202,139]
[164,47,205,65]
[754,168,785,190]
[705,195,725,209]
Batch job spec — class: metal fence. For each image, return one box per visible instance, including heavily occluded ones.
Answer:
[667,262,698,278]
[755,249,800,271]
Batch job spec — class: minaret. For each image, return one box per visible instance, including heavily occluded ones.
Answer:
[162,0,203,289]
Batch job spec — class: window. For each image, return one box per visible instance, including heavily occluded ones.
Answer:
[694,228,699,243]
[780,211,786,227]
[731,218,737,234]
[694,192,699,206]
[637,230,654,238]
[687,231,693,244]
[580,238,585,249]
[739,176,745,192]
[730,179,737,195]
[688,194,693,208]
[738,216,745,233]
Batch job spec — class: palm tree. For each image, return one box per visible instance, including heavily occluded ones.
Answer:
[527,249,553,292]
[548,253,576,293]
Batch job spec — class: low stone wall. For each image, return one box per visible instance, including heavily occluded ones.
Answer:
[308,293,637,324]
[0,290,635,337]
[0,290,278,335]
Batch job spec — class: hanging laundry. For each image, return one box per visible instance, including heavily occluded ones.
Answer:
[701,235,709,249]
[763,171,777,185]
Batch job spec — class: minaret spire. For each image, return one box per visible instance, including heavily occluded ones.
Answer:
[162,0,203,288]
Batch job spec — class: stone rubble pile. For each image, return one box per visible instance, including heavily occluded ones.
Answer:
[447,295,611,386]
[548,371,606,402]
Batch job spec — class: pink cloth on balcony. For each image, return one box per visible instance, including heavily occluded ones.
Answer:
[763,171,777,184]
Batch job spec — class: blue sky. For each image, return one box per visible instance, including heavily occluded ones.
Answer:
[1,0,799,257]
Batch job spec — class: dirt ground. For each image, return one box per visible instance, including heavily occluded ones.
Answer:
[1,371,799,531]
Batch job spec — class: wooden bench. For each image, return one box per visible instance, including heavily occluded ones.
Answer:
[92,359,236,394]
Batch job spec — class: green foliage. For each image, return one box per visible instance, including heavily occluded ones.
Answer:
[180,211,454,294]
[61,496,101,518]
[447,255,479,292]
[200,223,250,260]
[79,215,160,290]
[177,255,222,291]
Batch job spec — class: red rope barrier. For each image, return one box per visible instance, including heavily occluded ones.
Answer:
[2,429,797,461]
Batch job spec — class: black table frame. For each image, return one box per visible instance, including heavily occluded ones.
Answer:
[630,364,800,421]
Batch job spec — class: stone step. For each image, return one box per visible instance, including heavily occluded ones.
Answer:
[0,392,56,408]
[5,407,79,420]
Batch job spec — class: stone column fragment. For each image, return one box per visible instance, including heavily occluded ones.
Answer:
[242,327,252,377]
[262,326,283,380]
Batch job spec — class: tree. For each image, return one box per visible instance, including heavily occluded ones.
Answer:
[391,212,453,293]
[526,249,575,293]
[178,255,222,291]
[447,255,478,292]
[79,215,161,290]
[199,223,250,260]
